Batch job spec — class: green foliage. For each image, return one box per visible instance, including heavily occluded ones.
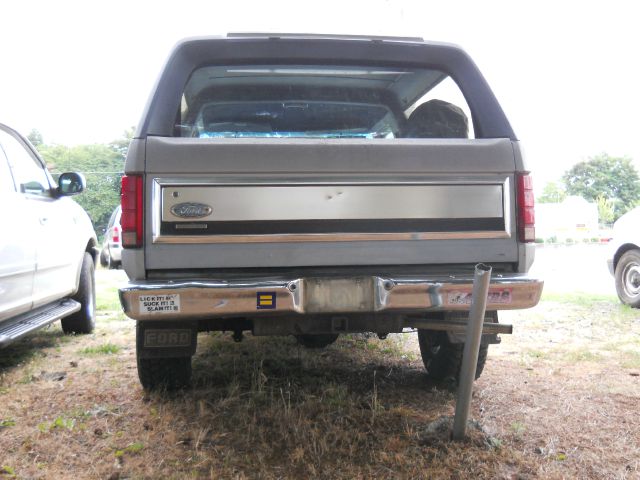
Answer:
[1,465,16,477]
[0,419,16,428]
[562,153,640,220]
[115,442,144,457]
[38,130,131,234]
[596,194,615,224]
[79,343,121,355]
[38,416,75,432]
[110,127,135,161]
[537,181,566,203]
[27,129,43,147]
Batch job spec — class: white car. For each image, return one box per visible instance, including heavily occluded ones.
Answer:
[100,205,122,269]
[608,206,640,307]
[0,123,98,347]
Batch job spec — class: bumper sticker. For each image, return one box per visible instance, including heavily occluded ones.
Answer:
[447,288,512,306]
[139,294,181,314]
[257,292,276,309]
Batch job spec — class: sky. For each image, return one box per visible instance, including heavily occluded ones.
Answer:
[1,0,639,192]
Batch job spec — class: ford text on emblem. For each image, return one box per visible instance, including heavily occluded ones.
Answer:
[171,202,213,219]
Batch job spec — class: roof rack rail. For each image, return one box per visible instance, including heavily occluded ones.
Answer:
[226,32,424,42]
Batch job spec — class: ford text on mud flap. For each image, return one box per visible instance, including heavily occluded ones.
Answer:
[119,34,543,390]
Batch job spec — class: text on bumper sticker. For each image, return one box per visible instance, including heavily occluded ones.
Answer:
[139,294,181,314]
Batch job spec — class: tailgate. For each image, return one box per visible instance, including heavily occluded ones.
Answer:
[142,137,517,270]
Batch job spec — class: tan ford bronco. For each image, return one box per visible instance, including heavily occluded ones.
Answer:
[118,34,543,389]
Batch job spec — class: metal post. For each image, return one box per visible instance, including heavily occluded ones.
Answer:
[452,263,492,440]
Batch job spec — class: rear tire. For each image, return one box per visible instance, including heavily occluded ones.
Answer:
[106,250,120,270]
[137,356,192,391]
[61,252,96,334]
[417,330,488,384]
[295,334,339,348]
[615,249,640,308]
[99,248,108,267]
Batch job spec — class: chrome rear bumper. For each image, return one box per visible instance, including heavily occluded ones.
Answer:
[119,274,543,321]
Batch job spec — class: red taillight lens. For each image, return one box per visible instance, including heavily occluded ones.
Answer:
[111,225,120,243]
[517,173,535,242]
[121,175,143,248]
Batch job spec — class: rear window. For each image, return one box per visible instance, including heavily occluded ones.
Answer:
[176,64,474,139]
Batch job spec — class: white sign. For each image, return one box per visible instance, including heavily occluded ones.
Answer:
[139,294,181,314]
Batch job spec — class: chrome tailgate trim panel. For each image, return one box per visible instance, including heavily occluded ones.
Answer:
[152,177,511,244]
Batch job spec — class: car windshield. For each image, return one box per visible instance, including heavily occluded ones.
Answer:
[176,64,471,139]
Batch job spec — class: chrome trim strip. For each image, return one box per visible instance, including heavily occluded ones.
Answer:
[152,177,511,244]
[154,176,510,186]
[119,274,543,321]
[153,230,510,244]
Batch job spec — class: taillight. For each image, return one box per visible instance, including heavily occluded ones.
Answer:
[111,225,120,243]
[517,173,535,242]
[121,175,143,248]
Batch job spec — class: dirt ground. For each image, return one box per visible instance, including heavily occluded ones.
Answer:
[1,245,639,479]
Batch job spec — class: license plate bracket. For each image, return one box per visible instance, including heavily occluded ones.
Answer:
[303,277,375,313]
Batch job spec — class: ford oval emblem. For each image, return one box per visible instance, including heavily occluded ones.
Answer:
[171,202,213,219]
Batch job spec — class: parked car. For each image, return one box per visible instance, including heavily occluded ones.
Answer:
[0,122,98,348]
[100,205,122,269]
[607,206,640,307]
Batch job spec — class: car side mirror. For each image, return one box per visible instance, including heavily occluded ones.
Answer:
[57,172,86,196]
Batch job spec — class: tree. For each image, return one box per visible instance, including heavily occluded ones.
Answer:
[27,129,43,147]
[109,126,135,161]
[562,153,640,220]
[596,195,615,224]
[537,181,566,203]
[39,137,125,235]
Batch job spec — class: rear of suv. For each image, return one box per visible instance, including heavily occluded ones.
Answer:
[118,34,543,389]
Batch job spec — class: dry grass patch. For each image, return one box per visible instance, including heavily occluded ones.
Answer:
[0,271,639,478]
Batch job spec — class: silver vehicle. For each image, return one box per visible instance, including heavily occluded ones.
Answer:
[607,206,640,307]
[0,123,98,347]
[100,205,122,269]
[118,34,543,389]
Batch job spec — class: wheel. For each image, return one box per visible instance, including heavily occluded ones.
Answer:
[99,247,108,267]
[137,356,192,390]
[61,252,96,334]
[136,323,192,390]
[417,330,488,383]
[295,334,339,348]
[106,248,120,270]
[615,249,640,308]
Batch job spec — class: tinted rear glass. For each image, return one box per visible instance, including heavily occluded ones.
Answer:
[176,65,473,139]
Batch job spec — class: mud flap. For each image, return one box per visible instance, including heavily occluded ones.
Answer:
[136,321,198,358]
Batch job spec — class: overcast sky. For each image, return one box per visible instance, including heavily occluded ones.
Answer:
[1,0,639,191]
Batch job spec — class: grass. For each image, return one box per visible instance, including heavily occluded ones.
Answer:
[78,343,121,355]
[541,290,618,305]
[38,416,75,432]
[95,266,128,315]
[0,268,639,478]
[564,349,603,362]
[621,350,640,369]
